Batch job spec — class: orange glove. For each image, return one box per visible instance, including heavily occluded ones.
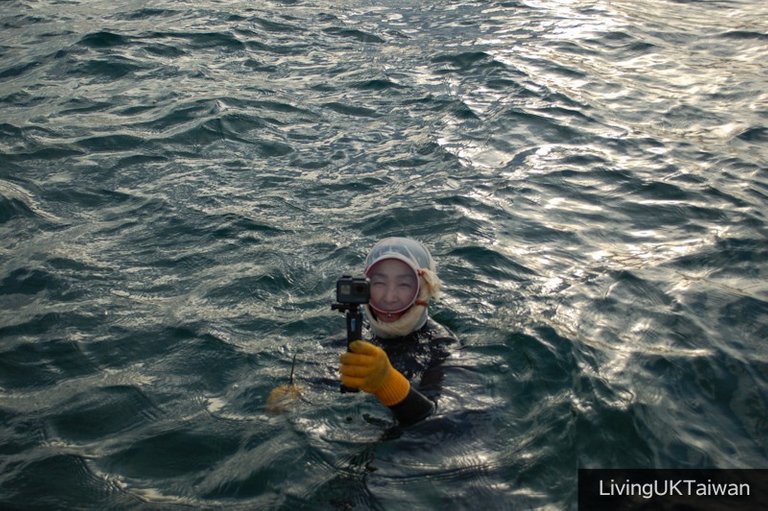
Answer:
[339,340,410,406]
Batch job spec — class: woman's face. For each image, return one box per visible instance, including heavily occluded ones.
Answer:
[367,259,419,322]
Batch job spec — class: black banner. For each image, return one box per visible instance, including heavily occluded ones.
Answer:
[578,469,768,510]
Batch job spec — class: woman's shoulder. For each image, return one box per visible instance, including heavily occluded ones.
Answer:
[422,318,458,344]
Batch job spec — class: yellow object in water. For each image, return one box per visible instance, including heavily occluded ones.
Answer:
[266,354,302,413]
[266,383,302,413]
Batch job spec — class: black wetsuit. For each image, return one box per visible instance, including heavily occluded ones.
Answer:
[368,318,457,426]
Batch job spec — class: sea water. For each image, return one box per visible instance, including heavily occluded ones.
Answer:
[1,0,766,509]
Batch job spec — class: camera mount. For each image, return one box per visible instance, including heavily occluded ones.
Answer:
[332,275,370,393]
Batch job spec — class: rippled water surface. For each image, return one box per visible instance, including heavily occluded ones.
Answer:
[1,0,767,509]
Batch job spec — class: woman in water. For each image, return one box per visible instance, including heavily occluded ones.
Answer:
[339,237,457,426]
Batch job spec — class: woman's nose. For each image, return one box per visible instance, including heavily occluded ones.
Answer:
[384,285,398,302]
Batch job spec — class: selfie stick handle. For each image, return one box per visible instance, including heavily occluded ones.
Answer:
[340,305,362,394]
